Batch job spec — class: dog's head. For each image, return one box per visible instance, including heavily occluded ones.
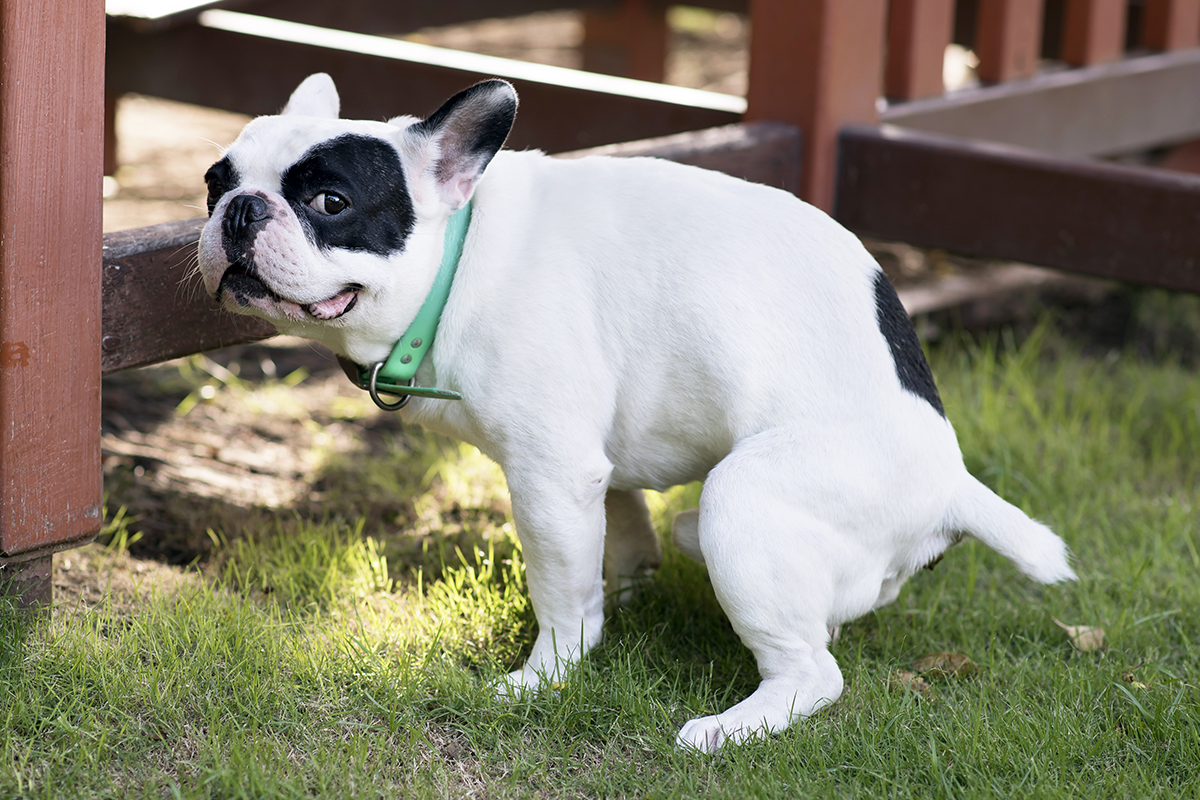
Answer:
[197,74,517,360]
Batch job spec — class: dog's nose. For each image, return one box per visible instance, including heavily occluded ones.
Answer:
[223,193,271,241]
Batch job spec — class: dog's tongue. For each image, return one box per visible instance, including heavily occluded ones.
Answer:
[306,289,358,320]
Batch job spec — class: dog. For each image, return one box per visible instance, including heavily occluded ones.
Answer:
[197,74,1075,752]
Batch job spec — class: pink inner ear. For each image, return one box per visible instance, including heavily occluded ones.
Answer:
[441,175,476,210]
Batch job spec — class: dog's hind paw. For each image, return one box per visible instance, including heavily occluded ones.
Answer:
[676,715,730,753]
[676,714,774,753]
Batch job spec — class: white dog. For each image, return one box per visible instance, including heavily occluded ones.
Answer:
[196,74,1075,752]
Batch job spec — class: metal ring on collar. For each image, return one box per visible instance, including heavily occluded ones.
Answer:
[368,362,411,411]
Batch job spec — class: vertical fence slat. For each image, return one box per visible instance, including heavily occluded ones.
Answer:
[0,0,105,562]
[581,0,669,82]
[1063,0,1128,65]
[746,0,887,210]
[1142,0,1200,50]
[976,0,1047,81]
[886,0,956,100]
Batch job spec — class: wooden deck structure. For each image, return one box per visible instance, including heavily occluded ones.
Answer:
[4,0,1200,606]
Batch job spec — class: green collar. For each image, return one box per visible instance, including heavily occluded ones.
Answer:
[339,201,471,411]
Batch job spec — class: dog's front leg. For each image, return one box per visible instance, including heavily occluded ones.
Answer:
[500,464,610,693]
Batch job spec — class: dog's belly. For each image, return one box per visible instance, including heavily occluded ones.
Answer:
[605,433,726,492]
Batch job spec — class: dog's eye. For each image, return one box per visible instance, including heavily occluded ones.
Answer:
[310,192,349,216]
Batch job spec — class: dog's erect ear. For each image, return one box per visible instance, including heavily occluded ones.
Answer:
[282,73,340,119]
[408,80,518,210]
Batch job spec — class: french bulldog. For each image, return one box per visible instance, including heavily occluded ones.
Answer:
[197,73,1075,752]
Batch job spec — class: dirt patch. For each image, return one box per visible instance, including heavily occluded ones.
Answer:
[54,543,201,618]
[100,337,412,564]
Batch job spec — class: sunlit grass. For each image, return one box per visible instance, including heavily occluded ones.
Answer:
[3,316,1199,798]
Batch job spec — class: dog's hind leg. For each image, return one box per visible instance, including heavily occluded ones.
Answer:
[604,489,662,605]
[675,430,847,752]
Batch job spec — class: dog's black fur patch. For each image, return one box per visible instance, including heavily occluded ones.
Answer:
[204,157,240,216]
[873,271,945,418]
[281,134,415,256]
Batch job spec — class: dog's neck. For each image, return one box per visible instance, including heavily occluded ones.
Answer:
[337,201,472,409]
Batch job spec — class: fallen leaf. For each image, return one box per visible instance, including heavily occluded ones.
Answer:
[912,652,977,679]
[1121,669,1148,690]
[1052,618,1106,652]
[890,670,937,700]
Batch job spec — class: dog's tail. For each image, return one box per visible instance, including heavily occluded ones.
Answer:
[944,475,1076,583]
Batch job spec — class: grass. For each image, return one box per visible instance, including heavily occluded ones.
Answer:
[3,310,1199,798]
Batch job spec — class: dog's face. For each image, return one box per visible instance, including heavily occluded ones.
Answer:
[197,74,517,361]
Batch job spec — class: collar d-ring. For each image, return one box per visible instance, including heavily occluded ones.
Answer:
[368,362,412,411]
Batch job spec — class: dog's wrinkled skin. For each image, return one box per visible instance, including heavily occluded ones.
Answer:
[198,74,1076,752]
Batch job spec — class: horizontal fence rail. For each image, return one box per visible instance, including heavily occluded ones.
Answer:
[880,46,1200,157]
[107,10,743,155]
[836,124,1200,294]
[101,218,276,374]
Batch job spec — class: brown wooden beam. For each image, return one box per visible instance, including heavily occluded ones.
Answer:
[106,12,741,155]
[100,122,799,374]
[0,0,105,568]
[561,120,801,192]
[1141,0,1200,50]
[745,0,887,210]
[880,47,1200,157]
[582,0,669,82]
[885,0,956,100]
[835,124,1200,294]
[976,0,1046,82]
[108,0,616,34]
[102,219,277,374]
[1062,0,1128,65]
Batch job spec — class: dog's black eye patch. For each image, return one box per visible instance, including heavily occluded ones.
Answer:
[874,270,945,418]
[204,157,240,217]
[281,134,414,256]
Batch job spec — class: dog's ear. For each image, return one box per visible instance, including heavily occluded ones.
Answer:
[282,73,340,119]
[407,80,518,210]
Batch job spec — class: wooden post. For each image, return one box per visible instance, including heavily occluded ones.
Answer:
[1141,0,1200,50]
[885,0,956,100]
[581,0,669,82]
[976,0,1047,82]
[0,0,106,607]
[1062,0,1128,65]
[746,0,888,211]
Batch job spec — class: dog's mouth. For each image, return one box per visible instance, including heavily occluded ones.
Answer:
[305,287,360,320]
[218,261,360,321]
